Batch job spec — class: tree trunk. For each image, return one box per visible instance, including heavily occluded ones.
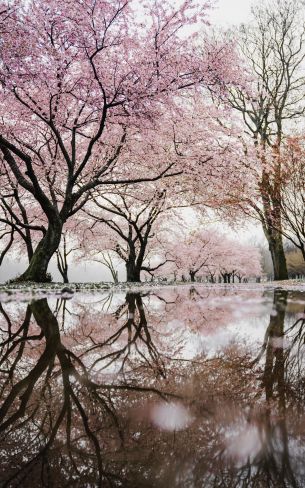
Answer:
[57,252,69,284]
[260,165,288,281]
[60,263,69,284]
[15,220,62,282]
[267,230,288,281]
[190,271,196,282]
[25,233,34,262]
[126,260,141,282]
[62,271,69,284]
[125,241,143,282]
[300,245,305,264]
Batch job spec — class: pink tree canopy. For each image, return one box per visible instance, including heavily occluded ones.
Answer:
[0,0,238,282]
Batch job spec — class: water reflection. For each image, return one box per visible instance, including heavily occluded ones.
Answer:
[0,287,304,487]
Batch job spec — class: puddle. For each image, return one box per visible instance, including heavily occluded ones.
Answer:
[0,286,304,487]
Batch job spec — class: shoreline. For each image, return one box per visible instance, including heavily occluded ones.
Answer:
[0,279,304,303]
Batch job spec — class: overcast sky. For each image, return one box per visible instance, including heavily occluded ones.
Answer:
[210,0,253,26]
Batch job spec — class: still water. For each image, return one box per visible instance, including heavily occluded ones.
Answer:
[0,285,305,487]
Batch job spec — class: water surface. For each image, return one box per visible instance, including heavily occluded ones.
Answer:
[0,286,305,487]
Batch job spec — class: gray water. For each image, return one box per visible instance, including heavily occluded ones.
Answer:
[0,286,305,487]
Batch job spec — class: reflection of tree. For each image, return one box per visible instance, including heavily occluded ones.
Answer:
[0,296,178,486]
[231,290,301,488]
[85,293,166,380]
[262,291,288,416]
[0,299,109,486]
[0,289,305,487]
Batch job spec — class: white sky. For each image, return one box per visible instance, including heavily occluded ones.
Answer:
[209,0,253,26]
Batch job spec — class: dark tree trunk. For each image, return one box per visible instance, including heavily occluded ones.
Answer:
[25,233,34,262]
[125,240,145,283]
[16,220,62,282]
[267,231,288,281]
[57,254,69,283]
[260,167,288,281]
[300,245,305,263]
[126,260,141,282]
[222,274,227,283]
[56,235,70,284]
[61,271,69,284]
[190,271,196,282]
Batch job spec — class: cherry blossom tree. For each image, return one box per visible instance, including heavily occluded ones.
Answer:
[79,182,176,282]
[170,229,224,282]
[219,242,262,283]
[0,0,238,282]
[156,228,262,283]
[74,90,248,283]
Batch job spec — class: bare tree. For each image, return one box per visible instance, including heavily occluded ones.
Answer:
[278,141,305,261]
[229,0,305,280]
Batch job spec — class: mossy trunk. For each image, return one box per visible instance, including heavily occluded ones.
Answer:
[16,220,62,282]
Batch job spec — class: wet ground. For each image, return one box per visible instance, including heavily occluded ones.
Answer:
[0,285,305,487]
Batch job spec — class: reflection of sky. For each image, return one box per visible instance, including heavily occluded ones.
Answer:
[1,287,304,369]
[175,310,272,359]
[52,288,305,367]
